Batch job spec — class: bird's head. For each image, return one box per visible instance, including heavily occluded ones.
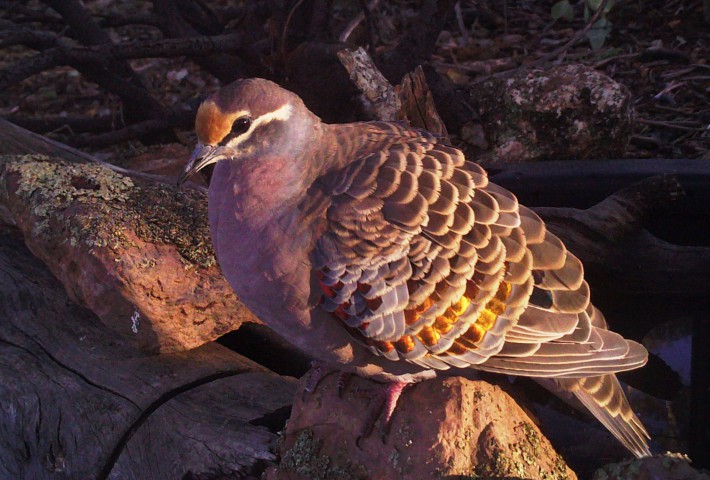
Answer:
[178,78,318,187]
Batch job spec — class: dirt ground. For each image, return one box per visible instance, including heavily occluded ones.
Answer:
[0,0,707,162]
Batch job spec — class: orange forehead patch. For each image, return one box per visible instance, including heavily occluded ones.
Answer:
[195,100,246,145]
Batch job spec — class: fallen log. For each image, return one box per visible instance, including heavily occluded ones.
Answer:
[0,225,297,479]
[0,154,257,353]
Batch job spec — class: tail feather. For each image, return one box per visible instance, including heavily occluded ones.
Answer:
[556,375,651,458]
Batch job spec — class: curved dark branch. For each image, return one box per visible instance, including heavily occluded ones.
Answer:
[41,0,167,124]
[0,2,62,24]
[68,105,198,148]
[0,33,242,91]
[173,0,224,36]
[97,13,165,29]
[152,0,250,82]
[0,21,58,49]
[2,114,116,134]
[0,47,67,90]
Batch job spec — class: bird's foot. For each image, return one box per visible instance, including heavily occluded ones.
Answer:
[303,360,329,400]
[356,381,409,448]
[337,371,353,398]
[303,360,353,399]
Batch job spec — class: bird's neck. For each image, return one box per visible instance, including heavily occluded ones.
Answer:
[209,121,402,230]
[209,156,304,231]
[209,121,329,230]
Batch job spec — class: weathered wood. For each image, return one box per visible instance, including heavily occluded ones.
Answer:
[337,47,400,121]
[533,175,710,296]
[0,116,94,163]
[0,225,297,479]
[396,65,449,140]
[0,154,258,353]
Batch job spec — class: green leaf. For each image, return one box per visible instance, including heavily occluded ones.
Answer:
[551,0,574,21]
[587,18,611,50]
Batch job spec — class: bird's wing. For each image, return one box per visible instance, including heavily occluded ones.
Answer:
[312,127,646,375]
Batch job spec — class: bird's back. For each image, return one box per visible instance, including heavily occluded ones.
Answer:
[308,121,650,456]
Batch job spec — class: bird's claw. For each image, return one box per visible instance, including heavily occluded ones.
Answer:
[337,371,353,398]
[302,360,326,401]
[355,381,409,449]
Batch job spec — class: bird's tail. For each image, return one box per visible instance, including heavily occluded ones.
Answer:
[550,374,651,458]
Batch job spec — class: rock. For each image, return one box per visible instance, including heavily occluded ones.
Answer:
[269,373,577,480]
[0,154,260,353]
[469,64,633,164]
[593,453,710,480]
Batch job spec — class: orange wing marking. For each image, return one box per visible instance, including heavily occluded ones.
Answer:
[318,268,512,360]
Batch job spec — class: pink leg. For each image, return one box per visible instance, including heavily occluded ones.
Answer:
[356,381,409,447]
[302,362,354,400]
[381,382,407,429]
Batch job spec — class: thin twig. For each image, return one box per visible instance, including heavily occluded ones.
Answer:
[498,0,612,76]
[594,52,640,69]
[281,0,305,65]
[638,118,706,131]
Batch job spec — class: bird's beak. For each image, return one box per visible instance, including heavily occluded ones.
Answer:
[177,144,222,188]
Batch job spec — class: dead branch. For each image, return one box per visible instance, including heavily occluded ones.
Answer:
[42,0,167,123]
[152,0,250,83]
[0,21,58,49]
[337,47,400,121]
[69,105,197,148]
[397,66,449,140]
[0,33,243,90]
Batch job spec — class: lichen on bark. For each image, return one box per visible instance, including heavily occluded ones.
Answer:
[0,154,215,267]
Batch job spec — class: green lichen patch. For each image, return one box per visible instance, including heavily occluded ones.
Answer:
[475,436,525,478]
[474,422,572,480]
[2,154,133,218]
[593,452,702,480]
[279,429,368,480]
[0,155,215,268]
[126,181,215,267]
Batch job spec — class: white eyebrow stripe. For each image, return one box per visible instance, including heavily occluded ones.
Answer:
[225,103,293,149]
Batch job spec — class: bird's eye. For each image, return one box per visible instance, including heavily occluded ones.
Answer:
[232,116,252,135]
